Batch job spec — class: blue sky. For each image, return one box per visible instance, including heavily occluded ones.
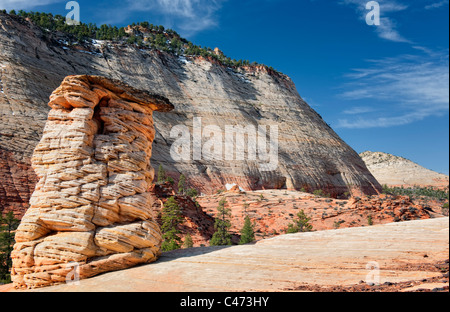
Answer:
[2,0,449,174]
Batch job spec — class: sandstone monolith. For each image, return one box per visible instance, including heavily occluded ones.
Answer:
[11,75,174,289]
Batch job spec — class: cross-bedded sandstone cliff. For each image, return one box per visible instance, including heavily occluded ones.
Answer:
[361,151,449,188]
[0,12,381,219]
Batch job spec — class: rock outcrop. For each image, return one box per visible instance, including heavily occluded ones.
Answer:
[360,151,449,188]
[11,75,174,289]
[0,12,382,221]
[196,189,436,240]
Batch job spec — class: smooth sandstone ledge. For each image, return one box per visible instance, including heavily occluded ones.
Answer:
[15,217,449,292]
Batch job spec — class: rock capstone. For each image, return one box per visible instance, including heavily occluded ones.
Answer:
[11,75,174,289]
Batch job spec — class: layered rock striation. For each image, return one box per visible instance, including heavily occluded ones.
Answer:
[11,75,174,289]
[0,12,381,217]
[360,151,449,188]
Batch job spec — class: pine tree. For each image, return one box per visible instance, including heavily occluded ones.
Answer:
[286,210,313,234]
[161,197,184,252]
[183,233,194,249]
[178,174,186,194]
[186,188,198,199]
[210,198,232,246]
[127,35,138,45]
[0,212,20,283]
[157,164,166,184]
[239,215,255,245]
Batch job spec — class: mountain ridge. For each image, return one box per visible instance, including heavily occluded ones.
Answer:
[360,151,449,188]
[1,10,280,73]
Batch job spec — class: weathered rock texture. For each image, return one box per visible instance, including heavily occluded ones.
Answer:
[196,189,436,240]
[0,12,381,220]
[11,75,174,289]
[17,217,450,292]
[361,151,449,188]
[0,149,38,218]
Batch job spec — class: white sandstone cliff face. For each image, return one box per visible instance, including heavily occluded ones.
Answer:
[360,151,449,187]
[11,75,174,289]
[0,13,381,213]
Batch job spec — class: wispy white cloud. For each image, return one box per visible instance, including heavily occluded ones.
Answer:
[0,0,64,10]
[337,51,449,129]
[375,17,411,43]
[123,0,226,35]
[341,0,408,13]
[425,0,449,10]
[338,111,431,128]
[342,106,377,115]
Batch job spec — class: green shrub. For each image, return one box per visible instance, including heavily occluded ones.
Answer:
[443,203,449,216]
[313,189,331,198]
[0,212,20,284]
[186,188,199,199]
[383,185,449,201]
[286,210,313,234]
[183,233,194,249]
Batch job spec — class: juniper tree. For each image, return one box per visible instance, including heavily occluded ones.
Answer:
[210,198,232,246]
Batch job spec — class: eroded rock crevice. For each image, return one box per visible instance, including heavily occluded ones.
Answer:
[11,75,174,289]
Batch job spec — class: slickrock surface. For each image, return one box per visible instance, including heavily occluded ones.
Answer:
[18,217,449,292]
[0,12,381,219]
[11,75,174,289]
[361,151,449,188]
